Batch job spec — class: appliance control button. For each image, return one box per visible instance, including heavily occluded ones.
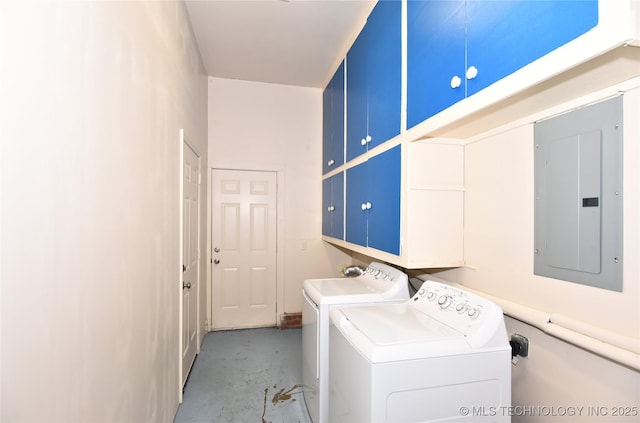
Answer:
[456,303,466,313]
[438,295,452,309]
[426,291,436,301]
[418,288,426,296]
[468,308,480,319]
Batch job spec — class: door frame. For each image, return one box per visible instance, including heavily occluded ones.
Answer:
[178,129,201,402]
[207,166,285,331]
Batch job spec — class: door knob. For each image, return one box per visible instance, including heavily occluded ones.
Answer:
[213,259,220,264]
[183,281,191,289]
[213,247,220,253]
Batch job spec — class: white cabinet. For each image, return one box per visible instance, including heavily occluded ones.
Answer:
[402,140,464,268]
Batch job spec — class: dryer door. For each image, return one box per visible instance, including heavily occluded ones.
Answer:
[302,291,320,423]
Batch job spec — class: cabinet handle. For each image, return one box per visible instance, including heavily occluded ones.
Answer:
[327,159,335,166]
[327,206,335,212]
[360,135,372,146]
[361,202,372,211]
[450,75,462,89]
[466,66,478,80]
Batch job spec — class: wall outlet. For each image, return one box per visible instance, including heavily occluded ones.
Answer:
[510,333,529,358]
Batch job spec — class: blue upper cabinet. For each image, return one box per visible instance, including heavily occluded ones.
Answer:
[347,0,402,161]
[322,61,345,175]
[407,0,599,129]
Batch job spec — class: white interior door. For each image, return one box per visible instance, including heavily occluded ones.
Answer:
[211,169,277,329]
[181,140,200,387]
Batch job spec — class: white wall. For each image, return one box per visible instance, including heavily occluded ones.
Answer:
[431,85,640,420]
[0,1,208,421]
[207,77,351,316]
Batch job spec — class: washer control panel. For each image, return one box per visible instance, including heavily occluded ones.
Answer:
[358,262,409,299]
[410,280,504,338]
[362,262,406,284]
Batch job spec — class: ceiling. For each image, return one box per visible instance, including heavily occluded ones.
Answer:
[184,0,376,89]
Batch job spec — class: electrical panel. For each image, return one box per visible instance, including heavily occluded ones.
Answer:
[534,95,623,291]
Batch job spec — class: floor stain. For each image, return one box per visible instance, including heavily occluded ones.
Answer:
[261,384,305,422]
[271,384,302,405]
[261,387,269,423]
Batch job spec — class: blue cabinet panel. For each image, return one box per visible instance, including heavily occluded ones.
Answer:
[331,172,344,239]
[347,0,402,162]
[322,177,332,236]
[407,0,466,129]
[366,0,402,150]
[346,163,368,247]
[322,172,344,239]
[322,87,332,174]
[322,61,345,174]
[346,28,369,162]
[330,61,345,170]
[367,145,401,255]
[345,146,401,255]
[466,0,598,96]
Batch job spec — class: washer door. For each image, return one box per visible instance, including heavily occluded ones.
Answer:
[334,303,467,363]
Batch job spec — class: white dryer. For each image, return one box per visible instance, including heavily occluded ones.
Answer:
[329,280,511,422]
[302,262,409,423]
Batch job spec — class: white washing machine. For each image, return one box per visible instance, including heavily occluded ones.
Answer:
[302,262,409,423]
[329,280,511,422]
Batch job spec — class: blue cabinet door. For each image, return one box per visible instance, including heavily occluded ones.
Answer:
[345,162,369,247]
[322,177,332,236]
[345,146,401,254]
[322,172,344,239]
[346,26,369,162]
[330,61,345,171]
[366,0,402,151]
[322,61,345,174]
[330,172,344,239]
[322,86,332,174]
[466,0,598,96]
[347,0,402,162]
[407,0,466,129]
[367,145,401,255]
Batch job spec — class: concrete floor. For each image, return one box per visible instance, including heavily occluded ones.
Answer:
[174,327,312,423]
